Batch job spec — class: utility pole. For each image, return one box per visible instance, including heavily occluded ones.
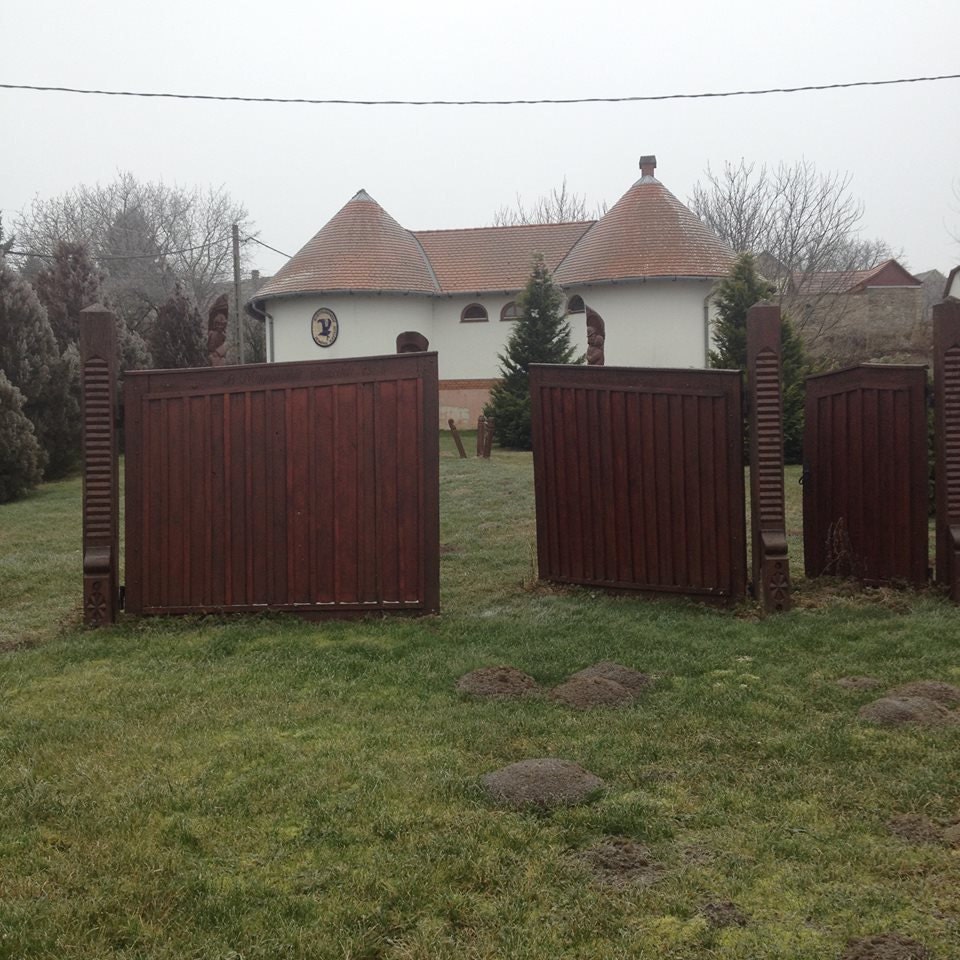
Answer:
[232,222,244,364]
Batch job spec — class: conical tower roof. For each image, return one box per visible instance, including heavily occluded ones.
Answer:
[554,163,734,285]
[254,190,439,298]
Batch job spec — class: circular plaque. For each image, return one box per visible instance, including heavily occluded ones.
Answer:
[311,308,339,347]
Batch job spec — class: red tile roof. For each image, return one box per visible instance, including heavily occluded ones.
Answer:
[252,171,734,304]
[792,259,921,296]
[256,190,439,298]
[554,177,735,284]
[413,221,592,293]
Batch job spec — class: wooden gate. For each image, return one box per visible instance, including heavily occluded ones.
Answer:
[123,352,439,616]
[530,365,746,602]
[802,364,928,585]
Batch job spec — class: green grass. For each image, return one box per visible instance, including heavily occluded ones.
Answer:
[0,436,958,958]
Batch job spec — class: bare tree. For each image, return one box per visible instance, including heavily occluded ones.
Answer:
[493,177,606,226]
[13,172,255,333]
[691,160,898,343]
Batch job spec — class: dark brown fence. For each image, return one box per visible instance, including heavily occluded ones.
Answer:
[803,364,928,586]
[530,365,746,602]
[123,352,440,616]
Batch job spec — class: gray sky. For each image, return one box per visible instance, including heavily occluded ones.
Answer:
[3,0,959,278]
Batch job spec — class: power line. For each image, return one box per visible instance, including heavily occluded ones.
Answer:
[0,73,957,107]
[5,234,293,264]
[6,237,230,262]
[242,235,291,259]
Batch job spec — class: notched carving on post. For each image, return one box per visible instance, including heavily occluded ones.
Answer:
[934,300,960,602]
[747,304,791,612]
[80,305,119,627]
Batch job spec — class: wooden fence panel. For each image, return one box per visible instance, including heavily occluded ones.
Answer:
[530,365,746,602]
[803,364,928,586]
[124,353,439,616]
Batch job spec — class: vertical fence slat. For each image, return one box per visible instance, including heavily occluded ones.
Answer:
[81,305,119,626]
[746,304,790,613]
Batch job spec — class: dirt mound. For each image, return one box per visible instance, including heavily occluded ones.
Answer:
[840,933,931,959]
[577,837,663,886]
[482,758,604,810]
[943,823,960,847]
[837,676,884,691]
[550,676,634,710]
[680,844,714,865]
[700,901,749,928]
[886,681,960,706]
[887,814,944,844]
[569,661,654,696]
[456,666,539,700]
[857,696,957,728]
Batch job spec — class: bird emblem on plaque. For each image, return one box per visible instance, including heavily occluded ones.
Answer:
[311,308,339,347]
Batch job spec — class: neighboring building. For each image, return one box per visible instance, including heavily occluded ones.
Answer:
[784,259,925,365]
[916,268,948,324]
[248,157,735,426]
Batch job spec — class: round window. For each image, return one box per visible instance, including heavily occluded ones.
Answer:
[311,308,339,347]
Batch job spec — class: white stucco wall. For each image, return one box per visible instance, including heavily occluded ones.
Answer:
[568,280,715,369]
[267,294,434,366]
[264,279,716,378]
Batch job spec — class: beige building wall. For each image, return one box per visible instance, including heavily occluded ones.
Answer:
[792,286,926,365]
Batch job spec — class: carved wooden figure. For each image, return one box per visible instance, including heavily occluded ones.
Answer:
[585,307,606,366]
[207,293,229,366]
[80,305,120,626]
[746,304,791,612]
[934,297,960,602]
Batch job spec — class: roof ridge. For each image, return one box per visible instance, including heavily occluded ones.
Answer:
[408,229,442,294]
[412,220,595,236]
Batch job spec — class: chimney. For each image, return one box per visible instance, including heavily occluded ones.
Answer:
[251,269,260,283]
[639,155,657,179]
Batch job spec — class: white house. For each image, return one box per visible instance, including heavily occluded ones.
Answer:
[248,157,735,426]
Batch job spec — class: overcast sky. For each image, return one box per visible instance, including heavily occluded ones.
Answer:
[3,0,959,278]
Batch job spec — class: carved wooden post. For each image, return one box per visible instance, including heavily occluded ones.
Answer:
[448,419,468,458]
[80,304,119,626]
[482,417,494,458]
[207,293,229,366]
[934,298,960,602]
[747,304,791,612]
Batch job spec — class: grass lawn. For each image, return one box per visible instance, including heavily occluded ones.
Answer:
[1,434,958,958]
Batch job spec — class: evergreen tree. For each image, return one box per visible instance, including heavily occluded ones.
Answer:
[0,369,43,503]
[485,254,579,449]
[148,282,206,369]
[710,252,808,463]
[0,254,81,478]
[32,241,105,352]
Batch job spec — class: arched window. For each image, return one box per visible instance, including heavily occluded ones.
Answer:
[500,301,521,322]
[567,295,585,314]
[460,303,488,323]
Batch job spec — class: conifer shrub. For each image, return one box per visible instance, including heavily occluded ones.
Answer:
[485,255,580,449]
[0,370,43,503]
[710,253,809,463]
